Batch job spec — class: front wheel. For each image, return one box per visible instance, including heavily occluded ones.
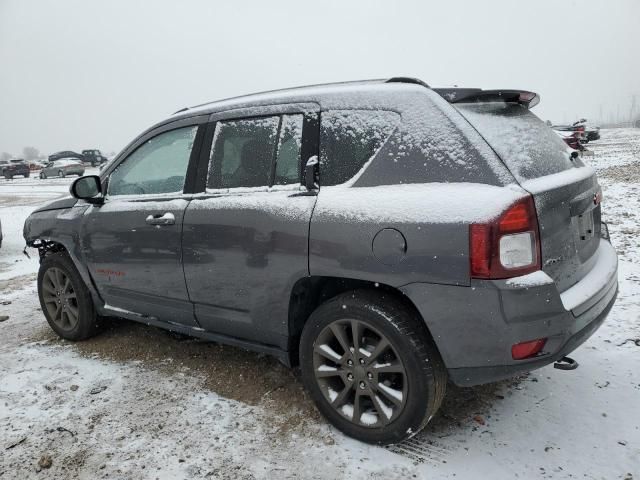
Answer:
[299,290,447,445]
[37,252,99,341]
[40,171,47,179]
[4,174,12,180]
[58,169,65,178]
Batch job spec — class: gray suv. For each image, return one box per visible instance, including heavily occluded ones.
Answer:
[23,78,618,444]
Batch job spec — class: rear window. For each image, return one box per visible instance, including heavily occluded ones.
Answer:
[456,102,574,182]
[319,110,400,186]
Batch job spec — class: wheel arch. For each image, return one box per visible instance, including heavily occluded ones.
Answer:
[286,276,444,367]
[30,238,103,308]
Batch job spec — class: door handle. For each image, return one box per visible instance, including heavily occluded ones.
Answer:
[145,212,175,226]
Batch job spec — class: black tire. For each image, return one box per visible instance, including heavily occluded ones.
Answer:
[40,171,47,179]
[58,170,65,178]
[5,174,12,180]
[24,172,30,178]
[299,289,447,445]
[37,252,99,341]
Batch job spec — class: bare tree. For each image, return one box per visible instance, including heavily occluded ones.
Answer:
[22,146,40,161]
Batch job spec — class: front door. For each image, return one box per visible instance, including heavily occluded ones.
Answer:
[81,124,201,326]
[182,112,319,348]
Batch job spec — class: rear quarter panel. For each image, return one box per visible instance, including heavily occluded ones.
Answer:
[309,183,528,287]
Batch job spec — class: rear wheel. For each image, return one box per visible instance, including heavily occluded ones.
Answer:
[40,171,47,179]
[299,290,447,445]
[37,252,99,341]
[5,173,12,180]
[58,169,65,178]
[24,172,30,178]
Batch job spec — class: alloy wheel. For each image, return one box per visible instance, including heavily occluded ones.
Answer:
[313,318,407,428]
[41,267,79,330]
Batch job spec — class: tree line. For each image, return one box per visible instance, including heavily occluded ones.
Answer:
[1,147,43,162]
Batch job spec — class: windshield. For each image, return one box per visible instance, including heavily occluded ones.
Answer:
[455,102,575,182]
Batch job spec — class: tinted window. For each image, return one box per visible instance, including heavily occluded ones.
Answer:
[319,110,399,186]
[108,126,197,196]
[274,114,303,185]
[456,102,574,182]
[208,117,279,189]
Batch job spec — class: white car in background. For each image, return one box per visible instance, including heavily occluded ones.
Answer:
[39,158,86,179]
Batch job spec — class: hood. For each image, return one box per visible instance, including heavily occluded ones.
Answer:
[32,195,78,213]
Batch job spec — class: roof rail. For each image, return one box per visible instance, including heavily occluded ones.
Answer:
[173,107,189,114]
[386,77,430,88]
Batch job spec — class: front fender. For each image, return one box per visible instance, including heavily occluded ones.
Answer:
[24,204,102,305]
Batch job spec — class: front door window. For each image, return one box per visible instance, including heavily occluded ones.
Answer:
[109,126,197,196]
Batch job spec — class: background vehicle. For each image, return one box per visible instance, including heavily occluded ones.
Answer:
[39,158,85,178]
[553,119,600,143]
[81,149,108,167]
[24,79,618,445]
[48,151,84,162]
[555,130,585,150]
[2,159,30,179]
[28,159,48,171]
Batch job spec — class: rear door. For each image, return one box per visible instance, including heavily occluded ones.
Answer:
[81,118,206,326]
[182,105,319,348]
[456,102,602,292]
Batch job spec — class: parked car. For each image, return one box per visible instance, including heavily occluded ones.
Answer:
[23,78,618,445]
[81,149,108,167]
[48,151,84,162]
[28,160,48,171]
[2,159,30,179]
[39,159,85,178]
[555,130,585,151]
[553,119,600,143]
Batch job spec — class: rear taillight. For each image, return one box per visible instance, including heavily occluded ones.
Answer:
[470,196,541,279]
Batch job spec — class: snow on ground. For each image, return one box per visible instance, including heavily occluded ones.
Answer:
[1,133,639,479]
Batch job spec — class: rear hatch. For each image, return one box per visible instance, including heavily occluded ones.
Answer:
[453,100,601,293]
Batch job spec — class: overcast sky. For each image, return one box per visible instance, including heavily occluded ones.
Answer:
[1,0,638,156]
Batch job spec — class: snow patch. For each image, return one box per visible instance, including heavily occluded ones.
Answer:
[314,182,526,224]
[505,270,554,288]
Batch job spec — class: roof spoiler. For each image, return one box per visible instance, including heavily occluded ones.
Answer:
[433,88,540,109]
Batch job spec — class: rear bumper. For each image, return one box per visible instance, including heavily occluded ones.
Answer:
[401,239,618,387]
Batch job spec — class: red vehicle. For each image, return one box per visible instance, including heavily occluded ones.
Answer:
[555,130,585,150]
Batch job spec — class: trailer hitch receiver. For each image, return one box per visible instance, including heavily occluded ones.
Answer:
[554,356,579,371]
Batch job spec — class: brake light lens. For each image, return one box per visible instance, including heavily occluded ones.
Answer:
[470,196,541,279]
[511,338,547,360]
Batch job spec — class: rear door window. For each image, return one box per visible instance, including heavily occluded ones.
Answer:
[274,114,304,186]
[456,102,574,182]
[319,110,400,186]
[207,116,279,189]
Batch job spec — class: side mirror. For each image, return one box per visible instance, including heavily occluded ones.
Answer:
[70,175,103,203]
[304,155,319,190]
